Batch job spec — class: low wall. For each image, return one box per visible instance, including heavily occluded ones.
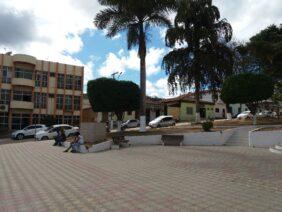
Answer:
[249,129,282,148]
[88,141,112,153]
[125,135,162,146]
[182,129,234,146]
[126,129,235,146]
[80,122,106,143]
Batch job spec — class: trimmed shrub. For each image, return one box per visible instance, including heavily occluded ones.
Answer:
[202,121,213,132]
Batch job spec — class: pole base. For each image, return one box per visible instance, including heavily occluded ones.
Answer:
[139,116,146,132]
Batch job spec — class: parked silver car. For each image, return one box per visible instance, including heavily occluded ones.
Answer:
[35,124,79,141]
[121,119,139,130]
[149,116,176,128]
[11,124,47,140]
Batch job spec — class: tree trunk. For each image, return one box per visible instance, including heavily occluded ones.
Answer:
[226,103,232,120]
[139,23,147,132]
[115,111,123,132]
[195,80,201,123]
[246,102,258,125]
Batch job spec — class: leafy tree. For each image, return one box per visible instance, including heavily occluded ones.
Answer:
[232,42,262,74]
[87,78,140,122]
[221,73,274,118]
[247,24,282,80]
[162,0,233,122]
[94,0,174,129]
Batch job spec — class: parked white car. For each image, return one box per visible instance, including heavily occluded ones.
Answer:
[149,116,176,128]
[11,124,48,140]
[257,111,277,118]
[35,124,79,141]
[121,119,139,129]
[237,111,253,119]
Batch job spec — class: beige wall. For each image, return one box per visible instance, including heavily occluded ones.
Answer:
[167,106,180,121]
[80,122,106,143]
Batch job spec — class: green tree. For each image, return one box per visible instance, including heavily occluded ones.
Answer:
[235,25,282,118]
[221,73,274,124]
[94,0,174,130]
[247,24,282,80]
[162,0,233,122]
[87,78,140,122]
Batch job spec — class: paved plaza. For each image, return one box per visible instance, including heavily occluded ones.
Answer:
[0,141,281,211]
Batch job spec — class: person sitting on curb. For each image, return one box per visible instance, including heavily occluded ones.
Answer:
[63,132,84,153]
[53,128,66,146]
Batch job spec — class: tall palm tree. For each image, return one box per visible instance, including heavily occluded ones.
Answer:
[94,0,174,130]
[162,0,233,122]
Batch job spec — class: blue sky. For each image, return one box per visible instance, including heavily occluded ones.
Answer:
[0,0,281,97]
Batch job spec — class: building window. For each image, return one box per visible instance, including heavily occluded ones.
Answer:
[32,114,40,124]
[2,66,12,83]
[73,116,80,126]
[13,90,32,102]
[41,72,48,87]
[35,71,48,87]
[12,113,30,130]
[34,93,47,108]
[35,71,40,87]
[56,94,64,110]
[65,75,73,89]
[74,96,80,110]
[0,89,10,105]
[56,115,63,124]
[65,95,72,111]
[64,116,73,125]
[0,112,8,129]
[50,72,55,77]
[75,76,82,90]
[57,74,65,89]
[33,114,48,125]
[186,107,193,115]
[215,108,220,113]
[15,68,33,80]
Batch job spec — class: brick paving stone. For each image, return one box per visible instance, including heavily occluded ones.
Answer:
[0,141,281,211]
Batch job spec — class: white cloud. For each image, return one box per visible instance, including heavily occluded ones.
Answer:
[214,0,282,41]
[98,47,166,77]
[147,77,182,98]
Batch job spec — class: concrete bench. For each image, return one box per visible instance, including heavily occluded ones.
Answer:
[162,135,184,146]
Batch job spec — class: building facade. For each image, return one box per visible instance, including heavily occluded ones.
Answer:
[164,95,215,122]
[0,53,84,130]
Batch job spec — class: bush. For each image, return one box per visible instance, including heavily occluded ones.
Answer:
[202,121,213,132]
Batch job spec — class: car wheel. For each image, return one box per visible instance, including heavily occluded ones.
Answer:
[16,134,24,140]
[42,136,49,140]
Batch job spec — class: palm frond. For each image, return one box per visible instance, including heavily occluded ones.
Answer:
[127,24,139,49]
